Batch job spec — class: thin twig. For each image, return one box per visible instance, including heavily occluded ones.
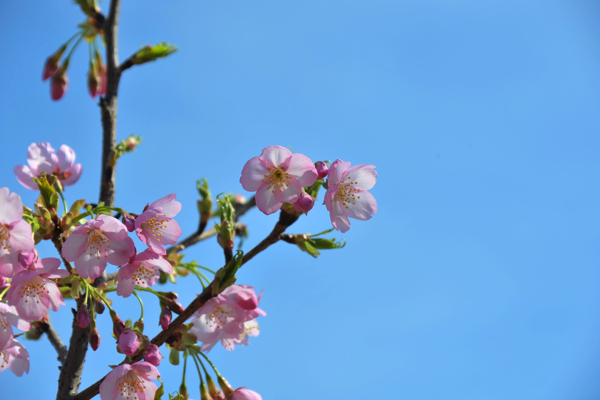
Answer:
[41,320,68,366]
[73,208,299,400]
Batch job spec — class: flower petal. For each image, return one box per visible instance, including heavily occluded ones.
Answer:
[240,156,270,192]
[273,177,302,204]
[330,198,351,233]
[149,194,182,217]
[255,183,282,215]
[106,236,136,267]
[342,190,377,220]
[45,280,65,312]
[345,164,377,191]
[26,142,57,174]
[61,163,82,186]
[0,188,23,224]
[57,145,76,170]
[34,257,61,275]
[327,159,351,186]
[8,221,34,254]
[13,166,39,190]
[75,253,108,280]
[259,146,292,169]
[285,153,318,187]
[61,228,89,262]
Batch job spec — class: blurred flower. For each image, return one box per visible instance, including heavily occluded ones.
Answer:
[0,303,31,349]
[13,142,82,190]
[0,339,29,377]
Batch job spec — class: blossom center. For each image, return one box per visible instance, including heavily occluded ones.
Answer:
[143,214,170,242]
[335,175,361,209]
[207,305,234,329]
[262,166,292,194]
[132,262,158,286]
[0,349,8,369]
[17,276,48,305]
[0,225,11,253]
[86,229,110,260]
[117,371,147,400]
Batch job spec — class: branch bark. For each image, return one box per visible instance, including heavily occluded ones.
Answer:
[56,1,122,398]
[41,320,68,365]
[74,208,299,400]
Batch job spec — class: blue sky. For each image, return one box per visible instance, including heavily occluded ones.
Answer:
[1,1,600,399]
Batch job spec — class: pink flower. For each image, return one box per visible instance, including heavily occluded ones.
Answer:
[0,187,35,277]
[324,159,378,233]
[292,192,314,213]
[0,339,29,377]
[6,257,68,321]
[233,319,260,347]
[158,305,171,330]
[62,215,135,280]
[0,303,31,349]
[135,194,182,255]
[117,329,141,356]
[226,389,262,400]
[99,362,159,400]
[116,249,173,298]
[190,285,265,352]
[143,344,162,366]
[315,161,329,180]
[240,146,318,215]
[13,142,82,190]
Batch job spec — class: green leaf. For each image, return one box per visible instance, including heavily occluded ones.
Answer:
[132,42,178,65]
[154,378,165,400]
[169,348,180,366]
[212,250,243,295]
[69,199,86,216]
[33,173,59,210]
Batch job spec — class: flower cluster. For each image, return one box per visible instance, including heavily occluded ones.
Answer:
[14,142,82,190]
[240,145,377,232]
[190,284,265,352]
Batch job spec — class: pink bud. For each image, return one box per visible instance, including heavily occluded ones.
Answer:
[122,214,136,232]
[50,71,68,101]
[111,311,126,338]
[293,192,314,213]
[76,306,91,328]
[0,276,8,292]
[18,249,38,269]
[143,344,163,366]
[87,68,98,98]
[164,298,185,315]
[315,161,329,179]
[96,63,107,96]
[89,326,100,351]
[42,56,59,81]
[159,306,172,330]
[117,328,141,356]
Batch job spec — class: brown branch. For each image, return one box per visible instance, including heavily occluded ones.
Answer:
[73,208,299,400]
[41,319,68,365]
[166,196,256,255]
[56,1,122,399]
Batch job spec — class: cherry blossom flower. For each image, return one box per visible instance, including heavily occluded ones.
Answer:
[6,257,68,321]
[233,319,260,347]
[116,249,173,298]
[99,361,160,400]
[0,303,31,349]
[324,159,378,233]
[13,142,82,190]
[135,194,182,255]
[0,187,35,278]
[62,215,135,280]
[190,285,265,352]
[118,329,141,356]
[0,339,29,377]
[240,146,318,215]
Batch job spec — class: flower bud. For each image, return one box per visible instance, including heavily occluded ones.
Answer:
[293,192,314,213]
[87,66,99,98]
[18,248,38,269]
[96,62,107,96]
[42,44,67,81]
[133,319,144,333]
[159,305,172,330]
[76,306,91,328]
[217,375,235,396]
[122,212,136,232]
[143,344,163,366]
[89,325,101,351]
[0,276,8,292]
[94,300,106,315]
[163,298,185,315]
[110,310,126,338]
[206,374,225,400]
[315,161,329,179]
[50,69,68,101]
[179,381,188,398]
[200,381,213,400]
[117,328,141,356]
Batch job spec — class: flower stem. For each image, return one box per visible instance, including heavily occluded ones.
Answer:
[0,286,9,300]
[190,353,205,385]
[196,351,221,377]
[64,33,85,64]
[132,290,144,320]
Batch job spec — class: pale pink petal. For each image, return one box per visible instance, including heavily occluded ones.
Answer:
[106,236,135,266]
[285,153,318,187]
[61,229,89,261]
[324,185,338,211]
[341,190,377,221]
[13,166,39,190]
[34,257,61,275]
[131,361,161,380]
[149,194,181,217]
[0,188,23,224]
[259,146,292,169]
[116,277,136,298]
[0,318,13,349]
[100,364,130,400]
[5,306,30,332]
[0,251,16,277]
[140,379,158,400]
[96,215,128,236]
[255,183,282,215]
[231,389,262,400]
[240,156,270,192]
[330,198,351,233]
[57,145,76,171]
[27,142,57,173]
[155,218,182,246]
[145,257,173,274]
[46,268,70,279]
[327,159,351,186]
[8,278,49,321]
[61,164,82,186]
[44,281,65,312]
[7,221,34,255]
[273,177,302,204]
[75,253,108,280]
[5,340,29,377]
[345,164,377,191]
